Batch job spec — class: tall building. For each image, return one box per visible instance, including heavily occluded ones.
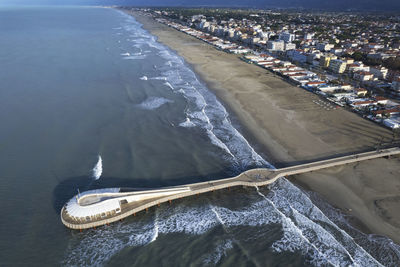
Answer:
[329,59,347,73]
[320,54,337,68]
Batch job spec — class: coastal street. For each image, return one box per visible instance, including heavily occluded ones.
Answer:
[62,147,400,230]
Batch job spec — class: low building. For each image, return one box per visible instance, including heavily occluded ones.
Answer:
[317,43,334,52]
[267,40,285,51]
[284,42,296,51]
[383,118,400,129]
[353,88,368,96]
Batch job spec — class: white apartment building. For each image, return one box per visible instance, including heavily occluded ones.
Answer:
[317,43,335,52]
[267,40,285,51]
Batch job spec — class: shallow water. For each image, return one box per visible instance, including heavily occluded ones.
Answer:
[0,6,399,267]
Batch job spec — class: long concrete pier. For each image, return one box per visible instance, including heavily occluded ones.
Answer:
[61,147,400,230]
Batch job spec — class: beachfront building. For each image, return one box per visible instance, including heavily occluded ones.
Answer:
[329,59,347,74]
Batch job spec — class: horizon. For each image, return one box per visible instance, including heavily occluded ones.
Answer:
[1,0,400,12]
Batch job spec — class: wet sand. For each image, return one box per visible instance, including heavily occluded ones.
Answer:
[122,9,400,244]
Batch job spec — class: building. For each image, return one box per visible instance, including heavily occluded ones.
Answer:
[317,43,335,52]
[267,40,285,51]
[353,88,368,97]
[279,32,295,42]
[354,71,374,81]
[284,42,296,51]
[304,33,314,40]
[329,59,347,74]
[320,54,337,68]
[370,66,388,80]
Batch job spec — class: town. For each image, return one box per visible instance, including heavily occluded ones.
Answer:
[125,7,400,130]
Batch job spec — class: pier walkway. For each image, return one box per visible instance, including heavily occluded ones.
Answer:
[61,147,400,230]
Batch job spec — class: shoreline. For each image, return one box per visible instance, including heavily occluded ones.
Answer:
[120,9,400,244]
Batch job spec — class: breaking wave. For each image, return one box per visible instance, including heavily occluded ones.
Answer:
[63,179,389,267]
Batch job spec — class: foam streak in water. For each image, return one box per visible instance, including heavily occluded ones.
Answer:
[92,155,102,180]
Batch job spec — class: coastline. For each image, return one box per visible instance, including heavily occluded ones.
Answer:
[120,9,400,244]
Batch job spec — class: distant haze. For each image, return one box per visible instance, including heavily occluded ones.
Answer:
[1,0,400,11]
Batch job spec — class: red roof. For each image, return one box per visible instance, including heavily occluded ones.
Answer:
[307,81,325,85]
[353,100,376,105]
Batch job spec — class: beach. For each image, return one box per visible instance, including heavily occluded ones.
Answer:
[123,9,400,244]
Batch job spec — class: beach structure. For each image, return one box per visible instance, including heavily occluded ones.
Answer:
[61,147,400,230]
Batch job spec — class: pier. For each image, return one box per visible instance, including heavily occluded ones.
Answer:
[61,147,400,230]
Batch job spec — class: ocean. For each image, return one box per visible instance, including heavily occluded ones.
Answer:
[0,6,399,266]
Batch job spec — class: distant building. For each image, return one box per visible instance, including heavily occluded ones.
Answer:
[284,42,296,51]
[267,40,285,51]
[329,59,347,74]
[354,71,374,81]
[320,54,337,68]
[279,32,295,43]
[304,33,314,40]
[353,88,368,97]
[317,43,335,52]
[370,66,388,80]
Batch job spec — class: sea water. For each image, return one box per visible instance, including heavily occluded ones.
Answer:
[0,6,399,266]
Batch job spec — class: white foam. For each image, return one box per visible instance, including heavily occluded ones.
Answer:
[123,55,146,60]
[203,239,233,265]
[149,76,167,80]
[139,76,148,81]
[179,117,195,128]
[91,155,102,180]
[164,82,174,90]
[120,52,130,56]
[150,211,159,243]
[136,97,173,110]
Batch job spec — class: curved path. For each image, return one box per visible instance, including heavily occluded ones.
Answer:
[61,147,400,230]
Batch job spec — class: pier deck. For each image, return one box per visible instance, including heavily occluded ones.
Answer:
[61,147,400,230]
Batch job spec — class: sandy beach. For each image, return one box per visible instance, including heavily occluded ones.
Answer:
[122,9,400,244]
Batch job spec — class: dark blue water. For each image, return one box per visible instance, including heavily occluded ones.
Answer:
[0,6,399,267]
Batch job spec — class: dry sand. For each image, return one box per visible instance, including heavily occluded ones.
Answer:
[124,10,400,244]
